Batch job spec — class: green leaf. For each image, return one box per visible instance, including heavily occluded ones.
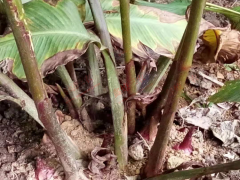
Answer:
[134,0,191,15]
[0,0,100,79]
[133,1,240,31]
[204,3,240,30]
[227,6,240,30]
[85,0,187,60]
[224,63,240,72]
[208,80,240,103]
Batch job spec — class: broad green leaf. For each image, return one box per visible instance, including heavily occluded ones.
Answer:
[208,80,240,103]
[227,6,240,30]
[0,0,100,79]
[134,0,191,15]
[133,1,240,31]
[85,0,187,60]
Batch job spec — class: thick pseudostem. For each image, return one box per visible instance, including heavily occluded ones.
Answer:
[86,44,103,96]
[87,0,128,169]
[102,50,128,169]
[120,0,137,134]
[144,0,207,177]
[3,0,80,179]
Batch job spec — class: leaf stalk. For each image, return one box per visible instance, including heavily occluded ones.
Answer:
[3,0,80,178]
[143,0,207,177]
[119,0,137,134]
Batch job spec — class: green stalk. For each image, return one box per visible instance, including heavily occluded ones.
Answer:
[86,44,103,96]
[87,0,128,169]
[142,31,186,142]
[102,50,127,169]
[3,0,80,179]
[87,0,116,63]
[146,160,240,180]
[145,29,186,125]
[120,0,137,134]
[0,72,43,127]
[145,61,177,126]
[205,2,240,16]
[139,57,171,142]
[144,0,206,177]
[66,61,79,89]
[56,65,82,115]
[56,84,78,119]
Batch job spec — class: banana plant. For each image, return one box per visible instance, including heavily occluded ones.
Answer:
[1,0,240,179]
[0,0,101,79]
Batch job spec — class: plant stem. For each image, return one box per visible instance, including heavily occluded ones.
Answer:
[56,84,78,119]
[87,0,116,63]
[205,2,240,15]
[66,61,79,88]
[145,28,186,126]
[120,0,137,134]
[139,57,171,141]
[0,73,43,127]
[56,65,82,115]
[145,60,177,124]
[102,50,127,170]
[3,0,80,178]
[86,44,103,96]
[144,0,206,177]
[146,160,240,180]
[87,0,128,169]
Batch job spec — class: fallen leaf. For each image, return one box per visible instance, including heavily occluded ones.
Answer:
[86,147,119,180]
[178,105,224,130]
[196,27,240,64]
[211,120,240,148]
[217,72,224,79]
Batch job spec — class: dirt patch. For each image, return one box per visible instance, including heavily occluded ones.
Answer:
[0,102,44,179]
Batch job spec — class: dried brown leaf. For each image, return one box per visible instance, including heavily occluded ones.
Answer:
[85,147,119,180]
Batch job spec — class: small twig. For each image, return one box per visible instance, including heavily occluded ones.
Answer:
[137,132,150,150]
[231,0,238,7]
[78,90,107,100]
[198,71,224,87]
[56,84,78,119]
